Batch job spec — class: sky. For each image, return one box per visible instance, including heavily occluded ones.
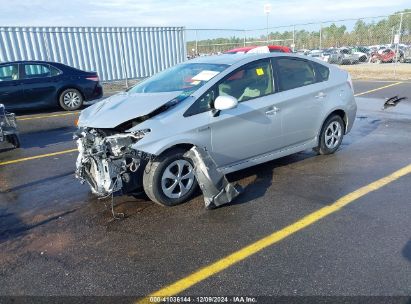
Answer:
[0,0,409,37]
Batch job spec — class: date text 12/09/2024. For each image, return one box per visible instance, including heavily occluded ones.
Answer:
[149,296,257,303]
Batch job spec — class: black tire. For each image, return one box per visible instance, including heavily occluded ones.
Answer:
[143,148,198,206]
[59,88,83,111]
[314,115,345,155]
[6,134,20,148]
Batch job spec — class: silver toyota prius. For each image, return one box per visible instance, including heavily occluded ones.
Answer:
[75,53,357,206]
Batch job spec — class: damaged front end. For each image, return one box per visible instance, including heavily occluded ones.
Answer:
[74,128,151,197]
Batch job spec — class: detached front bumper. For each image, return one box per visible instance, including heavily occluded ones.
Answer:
[75,128,150,196]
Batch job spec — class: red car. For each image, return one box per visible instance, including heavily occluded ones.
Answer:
[370,49,403,63]
[225,45,291,54]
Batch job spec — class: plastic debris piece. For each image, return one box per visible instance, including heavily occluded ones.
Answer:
[184,146,242,209]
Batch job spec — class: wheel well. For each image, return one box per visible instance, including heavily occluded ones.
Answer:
[158,143,194,156]
[57,87,85,104]
[326,110,347,133]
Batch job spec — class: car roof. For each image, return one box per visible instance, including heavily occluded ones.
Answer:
[0,60,65,66]
[224,45,290,54]
[187,53,314,66]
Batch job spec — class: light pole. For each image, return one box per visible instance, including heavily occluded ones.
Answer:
[264,3,272,44]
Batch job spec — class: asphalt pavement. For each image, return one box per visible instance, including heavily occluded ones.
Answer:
[0,80,411,302]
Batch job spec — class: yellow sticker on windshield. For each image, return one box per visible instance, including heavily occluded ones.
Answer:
[256,68,264,76]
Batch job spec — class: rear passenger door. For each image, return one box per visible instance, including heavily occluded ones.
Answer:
[20,64,60,106]
[272,57,329,148]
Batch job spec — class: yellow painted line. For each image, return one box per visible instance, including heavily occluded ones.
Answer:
[138,163,411,303]
[0,148,77,166]
[17,112,79,121]
[354,81,402,97]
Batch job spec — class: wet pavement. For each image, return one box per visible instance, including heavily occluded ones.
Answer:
[0,81,411,299]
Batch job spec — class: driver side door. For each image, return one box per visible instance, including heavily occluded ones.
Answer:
[208,59,283,168]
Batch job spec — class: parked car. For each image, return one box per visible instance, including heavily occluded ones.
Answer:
[328,48,359,65]
[351,46,370,62]
[307,50,329,62]
[370,48,404,63]
[403,47,411,63]
[75,53,357,206]
[296,49,311,55]
[0,61,103,111]
[224,45,291,54]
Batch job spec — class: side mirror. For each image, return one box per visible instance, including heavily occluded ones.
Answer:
[214,95,238,111]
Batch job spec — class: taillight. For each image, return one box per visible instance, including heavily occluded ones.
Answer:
[86,76,99,81]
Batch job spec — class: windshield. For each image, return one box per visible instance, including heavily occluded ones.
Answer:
[130,63,228,93]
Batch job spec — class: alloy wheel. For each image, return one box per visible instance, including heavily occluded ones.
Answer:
[325,121,342,149]
[63,91,81,109]
[161,160,195,199]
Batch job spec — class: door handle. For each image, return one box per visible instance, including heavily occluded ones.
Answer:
[265,107,280,115]
[315,92,327,99]
[197,126,210,132]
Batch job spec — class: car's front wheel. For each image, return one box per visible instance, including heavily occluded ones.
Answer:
[314,115,345,155]
[59,88,83,111]
[143,148,198,206]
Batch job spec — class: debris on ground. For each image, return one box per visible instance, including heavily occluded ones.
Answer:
[383,96,407,110]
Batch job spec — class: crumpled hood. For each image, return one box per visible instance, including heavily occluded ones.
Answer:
[78,91,183,128]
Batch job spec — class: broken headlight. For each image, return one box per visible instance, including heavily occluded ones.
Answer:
[74,128,150,196]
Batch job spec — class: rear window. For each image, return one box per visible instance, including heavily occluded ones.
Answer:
[276,58,316,91]
[24,64,51,78]
[313,62,329,82]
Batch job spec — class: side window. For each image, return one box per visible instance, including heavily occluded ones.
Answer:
[0,64,19,81]
[313,62,329,82]
[184,87,217,117]
[217,60,274,102]
[23,64,51,79]
[184,60,274,117]
[49,65,61,76]
[276,58,316,91]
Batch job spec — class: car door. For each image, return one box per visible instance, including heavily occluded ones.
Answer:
[207,59,283,167]
[20,63,59,106]
[272,57,326,148]
[0,64,24,109]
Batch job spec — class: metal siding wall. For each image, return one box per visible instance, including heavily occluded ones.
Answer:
[0,26,186,81]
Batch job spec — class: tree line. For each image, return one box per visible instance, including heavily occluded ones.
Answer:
[187,9,411,54]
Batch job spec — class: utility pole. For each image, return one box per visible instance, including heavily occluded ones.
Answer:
[394,12,404,78]
[292,25,295,52]
[264,4,272,44]
[319,23,322,50]
[195,30,198,55]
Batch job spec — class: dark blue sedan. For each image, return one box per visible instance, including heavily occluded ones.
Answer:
[0,61,103,111]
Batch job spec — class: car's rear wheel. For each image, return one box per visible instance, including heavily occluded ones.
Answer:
[143,148,198,206]
[59,88,83,111]
[314,115,344,155]
[5,134,20,148]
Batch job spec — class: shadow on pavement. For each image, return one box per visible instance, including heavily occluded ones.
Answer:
[402,239,411,263]
[18,126,75,149]
[224,152,314,207]
[0,208,77,243]
[3,171,74,192]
